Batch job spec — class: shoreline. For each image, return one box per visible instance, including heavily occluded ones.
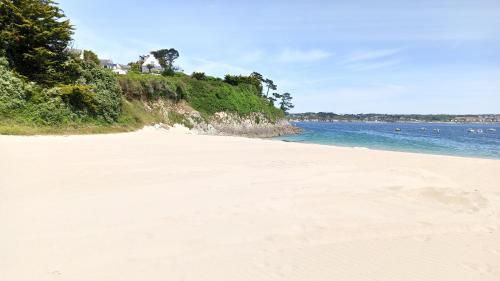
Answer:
[273,138,500,161]
[1,125,498,161]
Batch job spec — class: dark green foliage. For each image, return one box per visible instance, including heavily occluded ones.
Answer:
[151,48,179,76]
[55,84,96,113]
[1,56,122,126]
[76,61,122,122]
[273,92,294,113]
[179,75,284,121]
[223,74,262,94]
[191,72,206,80]
[0,57,28,114]
[83,50,100,65]
[0,0,74,85]
[127,55,145,73]
[263,78,277,98]
[250,72,263,82]
[117,72,177,100]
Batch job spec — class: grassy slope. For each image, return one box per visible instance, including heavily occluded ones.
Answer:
[170,75,285,122]
[0,100,161,135]
[119,73,284,121]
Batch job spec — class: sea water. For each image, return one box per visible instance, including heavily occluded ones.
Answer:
[275,122,500,159]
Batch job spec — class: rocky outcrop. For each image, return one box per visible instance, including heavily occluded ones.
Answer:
[195,112,301,138]
[145,100,301,138]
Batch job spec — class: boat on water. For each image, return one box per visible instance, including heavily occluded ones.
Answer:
[477,129,484,133]
[433,128,440,133]
[467,128,476,133]
[420,127,426,131]
[487,128,496,132]
[395,128,401,132]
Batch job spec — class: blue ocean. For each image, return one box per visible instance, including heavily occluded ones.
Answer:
[276,122,500,159]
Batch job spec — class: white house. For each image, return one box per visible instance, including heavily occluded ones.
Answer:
[99,59,129,75]
[112,64,129,75]
[141,54,163,73]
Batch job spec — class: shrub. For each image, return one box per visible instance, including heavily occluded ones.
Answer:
[223,74,261,90]
[55,84,96,114]
[118,72,177,100]
[76,61,122,122]
[0,57,28,115]
[24,88,75,125]
[191,72,206,80]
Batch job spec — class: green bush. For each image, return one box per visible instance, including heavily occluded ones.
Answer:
[76,61,122,122]
[54,84,96,113]
[0,57,29,115]
[23,88,75,125]
[118,72,177,100]
[191,72,206,80]
[1,57,123,126]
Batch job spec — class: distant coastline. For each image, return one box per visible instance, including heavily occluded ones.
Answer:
[287,113,500,123]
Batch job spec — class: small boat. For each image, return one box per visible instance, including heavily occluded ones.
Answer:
[395,128,401,132]
[477,129,483,133]
[467,128,475,133]
[420,127,426,131]
[433,128,440,133]
[487,128,496,132]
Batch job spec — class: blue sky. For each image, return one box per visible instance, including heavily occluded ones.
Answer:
[59,0,500,114]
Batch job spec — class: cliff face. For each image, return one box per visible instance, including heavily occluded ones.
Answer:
[196,112,301,138]
[148,100,299,138]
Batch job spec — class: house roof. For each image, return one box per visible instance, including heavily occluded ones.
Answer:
[99,59,114,66]
[142,54,161,68]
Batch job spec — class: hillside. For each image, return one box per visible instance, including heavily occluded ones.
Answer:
[0,0,295,136]
[0,57,294,136]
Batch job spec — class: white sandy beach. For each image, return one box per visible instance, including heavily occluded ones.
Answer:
[1,127,500,281]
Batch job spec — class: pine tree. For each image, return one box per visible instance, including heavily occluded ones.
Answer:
[0,0,74,85]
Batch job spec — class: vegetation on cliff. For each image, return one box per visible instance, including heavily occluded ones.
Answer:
[0,0,293,135]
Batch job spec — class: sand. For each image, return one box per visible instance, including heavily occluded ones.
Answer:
[1,127,500,281]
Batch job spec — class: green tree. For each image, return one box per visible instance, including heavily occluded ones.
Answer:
[264,78,277,98]
[273,92,294,113]
[250,72,264,95]
[250,72,263,82]
[151,48,179,76]
[127,55,146,73]
[83,50,99,65]
[0,0,74,85]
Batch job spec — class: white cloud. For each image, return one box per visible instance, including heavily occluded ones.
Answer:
[277,49,332,63]
[342,48,401,63]
[340,48,403,71]
[347,59,403,71]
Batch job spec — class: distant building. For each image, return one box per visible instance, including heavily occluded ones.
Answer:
[141,54,163,73]
[99,59,129,75]
[99,59,114,69]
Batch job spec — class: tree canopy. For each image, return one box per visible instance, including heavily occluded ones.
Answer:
[273,92,294,113]
[0,0,74,85]
[151,48,179,76]
[83,50,99,65]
